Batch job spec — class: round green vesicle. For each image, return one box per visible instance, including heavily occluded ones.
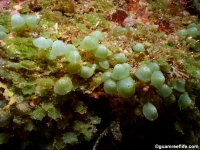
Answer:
[80,36,99,50]
[23,15,37,28]
[113,53,127,63]
[143,102,158,121]
[90,31,104,41]
[170,79,185,92]
[11,14,25,29]
[187,23,197,29]
[111,64,129,80]
[156,84,172,97]
[177,29,188,37]
[54,77,73,95]
[99,60,109,69]
[103,79,117,94]
[33,37,52,49]
[107,49,113,56]
[93,44,108,58]
[178,93,191,110]
[0,31,7,40]
[79,66,94,78]
[66,44,77,51]
[151,71,165,89]
[135,65,152,82]
[123,63,132,71]
[132,43,145,52]
[101,71,112,82]
[0,25,8,33]
[67,63,81,74]
[146,62,160,72]
[186,27,198,38]
[49,40,70,59]
[117,77,135,98]
[67,51,81,63]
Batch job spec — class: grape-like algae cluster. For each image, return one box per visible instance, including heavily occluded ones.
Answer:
[32,26,136,98]
[0,0,200,149]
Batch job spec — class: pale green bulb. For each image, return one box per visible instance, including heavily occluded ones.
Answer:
[66,44,77,51]
[177,29,188,37]
[49,40,70,59]
[107,49,113,56]
[47,39,53,46]
[23,15,37,28]
[187,23,197,29]
[187,27,198,38]
[0,31,7,40]
[156,84,172,97]
[79,66,94,78]
[90,31,104,41]
[123,63,132,71]
[11,14,25,29]
[67,63,81,74]
[101,71,112,82]
[117,76,135,98]
[151,71,165,89]
[111,64,129,80]
[135,65,152,82]
[132,43,145,52]
[113,53,127,63]
[93,44,108,58]
[103,79,117,94]
[80,36,98,50]
[33,37,52,49]
[170,79,185,92]
[178,93,191,110]
[91,64,97,70]
[54,77,73,95]
[0,25,8,32]
[143,102,158,121]
[99,60,109,69]
[67,51,81,63]
[146,62,160,72]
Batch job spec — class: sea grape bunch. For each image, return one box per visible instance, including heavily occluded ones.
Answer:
[177,23,200,51]
[11,13,38,29]
[101,63,135,98]
[33,30,135,97]
[135,62,166,89]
